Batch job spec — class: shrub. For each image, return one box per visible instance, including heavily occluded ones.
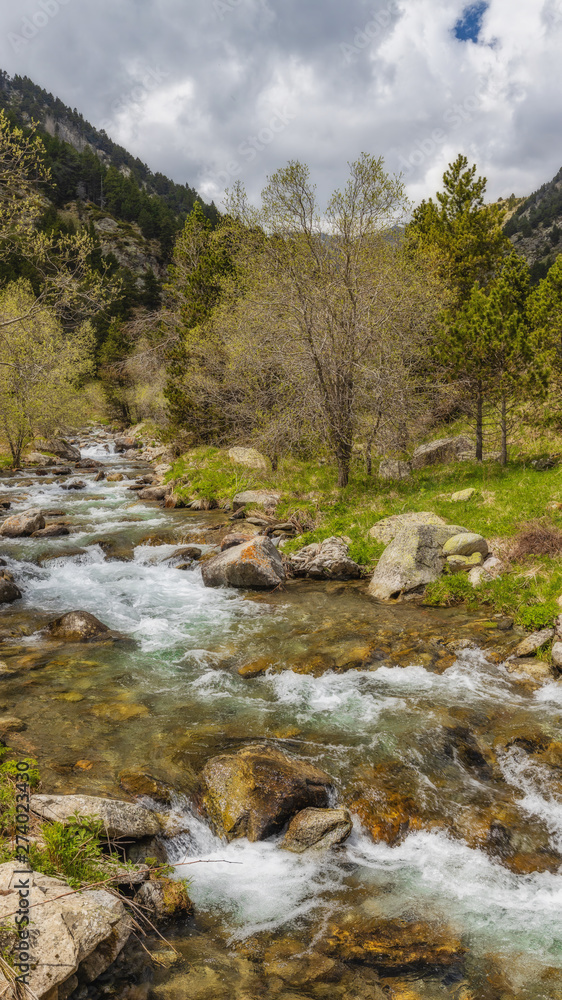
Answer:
[509,519,562,561]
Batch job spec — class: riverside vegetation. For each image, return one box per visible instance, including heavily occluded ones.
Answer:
[4,95,562,999]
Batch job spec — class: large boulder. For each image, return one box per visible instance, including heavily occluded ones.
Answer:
[201,537,285,589]
[0,509,45,537]
[36,437,80,461]
[0,861,132,1000]
[43,610,111,642]
[0,572,21,604]
[114,436,140,452]
[198,744,333,841]
[134,877,193,924]
[368,523,469,600]
[378,459,412,481]
[368,511,447,545]
[281,807,353,853]
[287,537,361,580]
[411,436,472,470]
[138,486,169,501]
[228,446,268,471]
[233,489,281,511]
[30,794,161,839]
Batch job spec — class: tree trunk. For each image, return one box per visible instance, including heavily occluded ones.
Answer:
[500,392,508,466]
[336,444,351,487]
[476,382,483,462]
[271,454,278,472]
[365,412,382,476]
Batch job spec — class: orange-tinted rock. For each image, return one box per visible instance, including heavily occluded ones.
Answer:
[345,763,427,846]
[198,744,333,841]
[323,915,465,970]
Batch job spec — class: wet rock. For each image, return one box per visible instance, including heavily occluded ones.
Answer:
[0,716,26,732]
[0,509,45,537]
[411,435,472,470]
[52,466,73,476]
[119,768,175,805]
[451,487,477,501]
[75,458,102,468]
[281,807,352,853]
[36,436,81,460]
[368,523,468,600]
[106,472,124,482]
[114,436,140,452]
[134,877,192,924]
[442,532,488,558]
[0,860,132,1000]
[287,537,361,580]
[345,762,425,846]
[32,524,70,538]
[323,914,465,970]
[165,545,203,562]
[378,459,412,481]
[189,497,218,510]
[221,530,261,550]
[0,573,22,604]
[505,658,555,683]
[368,511,448,544]
[233,489,281,511]
[138,485,169,501]
[201,537,285,589]
[43,610,111,642]
[61,479,87,490]
[91,701,149,721]
[513,628,554,657]
[30,794,161,839]
[94,471,105,482]
[228,447,268,471]
[237,657,273,678]
[199,744,333,841]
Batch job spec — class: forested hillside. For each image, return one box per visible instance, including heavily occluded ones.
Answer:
[0,70,219,258]
[503,166,562,281]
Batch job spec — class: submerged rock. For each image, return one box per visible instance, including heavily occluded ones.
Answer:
[201,537,285,589]
[281,807,352,853]
[287,537,361,580]
[0,861,132,1000]
[0,509,45,537]
[30,793,161,839]
[43,610,111,642]
[368,523,468,600]
[323,914,465,970]
[198,744,333,841]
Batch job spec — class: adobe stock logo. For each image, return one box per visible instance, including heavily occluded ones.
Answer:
[8,0,73,53]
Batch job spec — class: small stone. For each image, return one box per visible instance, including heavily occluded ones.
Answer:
[446,553,483,573]
[451,488,477,502]
[514,629,555,658]
[442,532,488,558]
[496,617,514,631]
[238,658,272,678]
[106,473,124,482]
[55,692,85,702]
[61,480,86,491]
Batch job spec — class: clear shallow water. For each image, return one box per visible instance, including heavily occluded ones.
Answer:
[2,437,562,997]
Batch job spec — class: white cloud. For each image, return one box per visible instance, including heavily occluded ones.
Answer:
[0,0,560,208]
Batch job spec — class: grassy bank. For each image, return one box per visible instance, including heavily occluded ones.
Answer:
[168,445,562,629]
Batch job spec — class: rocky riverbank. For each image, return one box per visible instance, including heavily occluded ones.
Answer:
[1,428,562,998]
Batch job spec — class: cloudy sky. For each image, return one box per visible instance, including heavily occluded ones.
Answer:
[1,0,561,208]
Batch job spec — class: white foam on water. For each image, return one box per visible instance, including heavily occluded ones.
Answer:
[499,747,562,851]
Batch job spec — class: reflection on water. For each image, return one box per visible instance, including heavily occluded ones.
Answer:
[2,435,562,998]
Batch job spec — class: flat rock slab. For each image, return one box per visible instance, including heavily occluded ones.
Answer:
[0,861,132,1000]
[201,536,285,589]
[199,744,333,841]
[30,794,161,838]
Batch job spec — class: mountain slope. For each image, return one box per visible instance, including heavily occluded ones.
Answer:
[503,167,562,281]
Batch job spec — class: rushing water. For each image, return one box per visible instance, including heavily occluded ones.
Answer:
[2,433,562,999]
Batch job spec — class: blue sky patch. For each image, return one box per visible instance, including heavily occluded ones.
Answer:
[454,2,488,42]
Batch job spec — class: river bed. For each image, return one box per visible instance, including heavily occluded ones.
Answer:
[1,433,562,999]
